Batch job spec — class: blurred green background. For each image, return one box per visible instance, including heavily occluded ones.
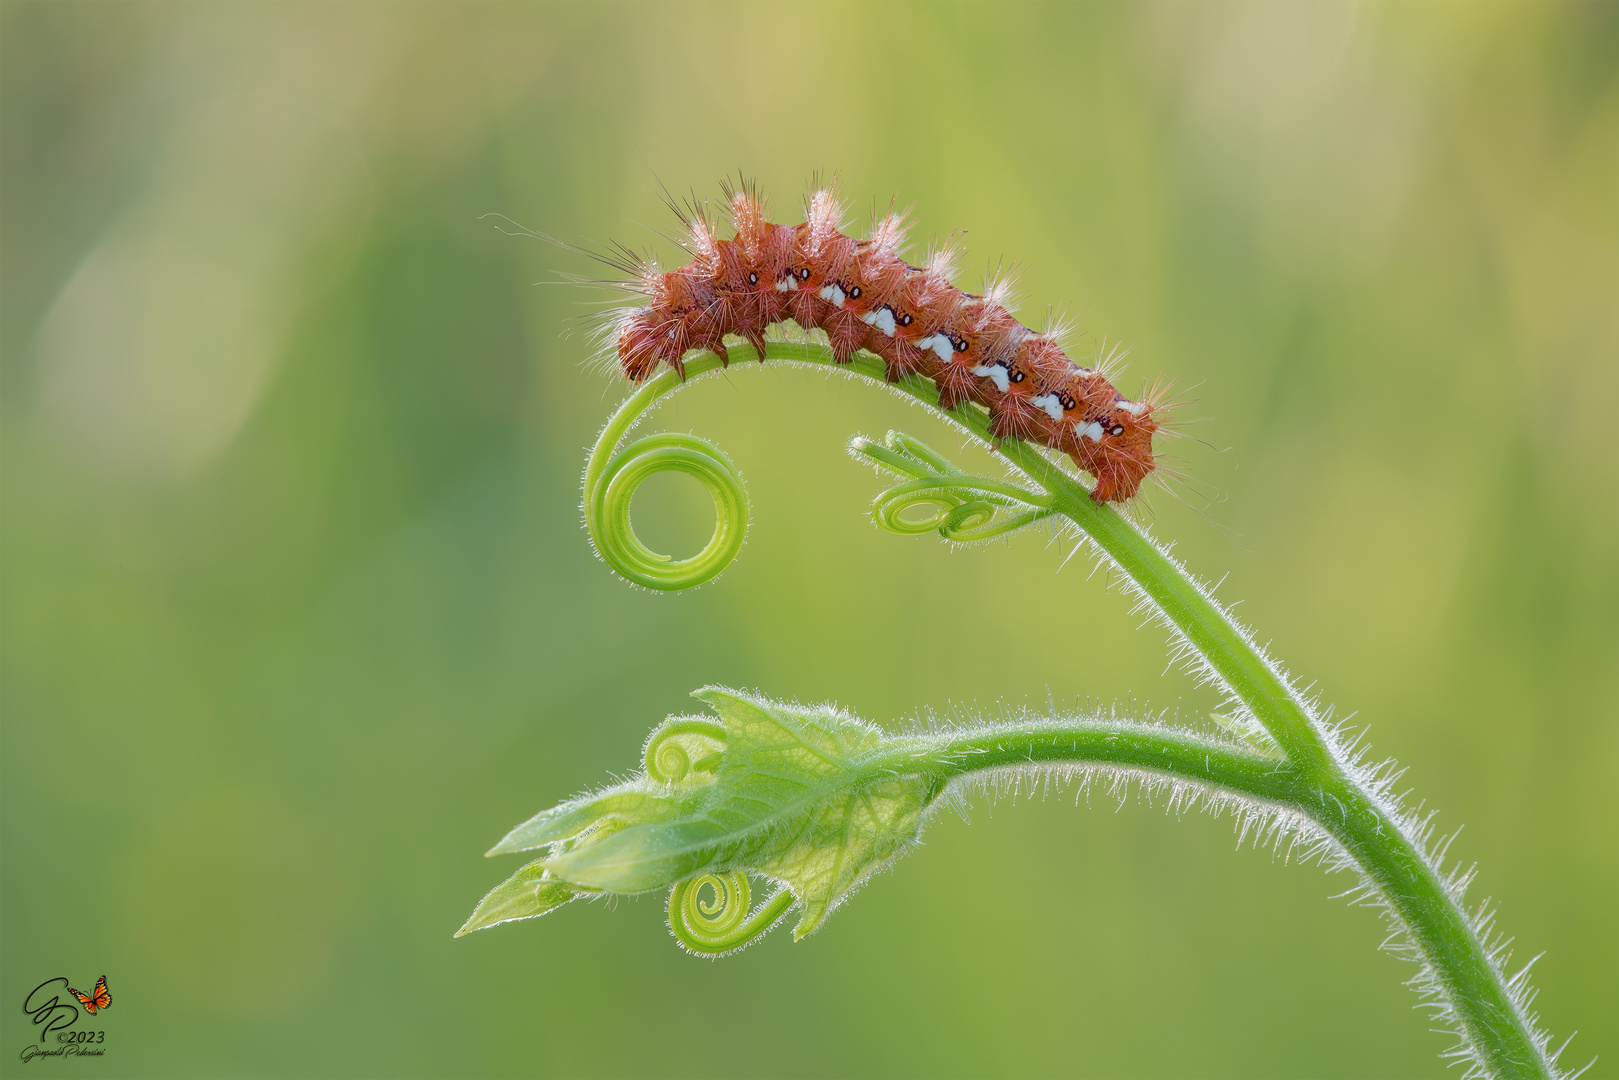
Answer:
[2,3,1614,1077]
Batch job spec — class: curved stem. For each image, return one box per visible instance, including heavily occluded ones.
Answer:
[1303,782,1550,1080]
[930,721,1297,803]
[954,422,1554,1080]
[925,723,1549,1080]
[600,342,1555,1078]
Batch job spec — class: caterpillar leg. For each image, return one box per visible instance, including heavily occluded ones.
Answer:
[935,382,969,411]
[824,315,865,364]
[988,401,1042,443]
[741,329,769,360]
[702,336,731,367]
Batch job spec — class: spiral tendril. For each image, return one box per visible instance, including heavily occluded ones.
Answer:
[667,872,795,955]
[584,363,748,591]
[643,718,727,783]
[850,431,1057,542]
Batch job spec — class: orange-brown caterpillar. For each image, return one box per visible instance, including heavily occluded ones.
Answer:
[607,184,1165,503]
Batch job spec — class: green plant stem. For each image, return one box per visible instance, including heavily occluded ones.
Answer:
[953,420,1551,1080]
[597,342,1552,1079]
[931,721,1294,800]
[927,722,1546,1080]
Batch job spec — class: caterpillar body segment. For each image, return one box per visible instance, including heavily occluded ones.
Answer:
[612,185,1164,503]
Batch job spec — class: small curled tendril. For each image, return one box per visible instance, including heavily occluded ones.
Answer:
[850,431,1057,542]
[643,718,727,783]
[584,349,1058,591]
[584,362,748,591]
[667,872,796,955]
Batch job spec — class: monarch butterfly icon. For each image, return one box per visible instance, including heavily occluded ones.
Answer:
[66,976,110,1014]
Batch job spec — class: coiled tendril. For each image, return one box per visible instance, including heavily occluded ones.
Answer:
[642,718,727,783]
[849,431,1056,542]
[667,871,795,955]
[583,362,748,590]
[583,348,1059,591]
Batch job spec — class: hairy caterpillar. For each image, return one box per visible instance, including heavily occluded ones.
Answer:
[601,182,1166,503]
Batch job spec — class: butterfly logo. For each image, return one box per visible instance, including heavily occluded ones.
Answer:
[66,976,110,1015]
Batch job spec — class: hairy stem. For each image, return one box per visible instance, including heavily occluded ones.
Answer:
[930,720,1296,800]
[931,724,1545,1079]
[591,342,1555,1079]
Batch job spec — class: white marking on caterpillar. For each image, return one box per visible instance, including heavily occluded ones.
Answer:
[774,278,797,292]
[973,363,1010,392]
[818,283,846,307]
[1032,394,1064,421]
[862,307,896,336]
[920,335,954,364]
[1081,422,1104,442]
[1117,399,1145,416]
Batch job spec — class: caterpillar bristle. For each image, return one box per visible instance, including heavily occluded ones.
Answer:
[587,182,1172,504]
[868,208,912,255]
[804,187,849,243]
[1090,339,1134,383]
[1043,307,1083,352]
[924,235,963,284]
[980,260,1021,310]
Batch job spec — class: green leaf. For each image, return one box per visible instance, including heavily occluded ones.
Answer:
[455,859,581,937]
[466,687,939,944]
[487,787,682,856]
[690,687,933,938]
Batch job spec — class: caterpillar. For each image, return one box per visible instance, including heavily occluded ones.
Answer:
[602,183,1165,503]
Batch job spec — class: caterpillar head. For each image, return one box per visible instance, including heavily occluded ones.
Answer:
[616,309,664,382]
[1083,399,1158,503]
